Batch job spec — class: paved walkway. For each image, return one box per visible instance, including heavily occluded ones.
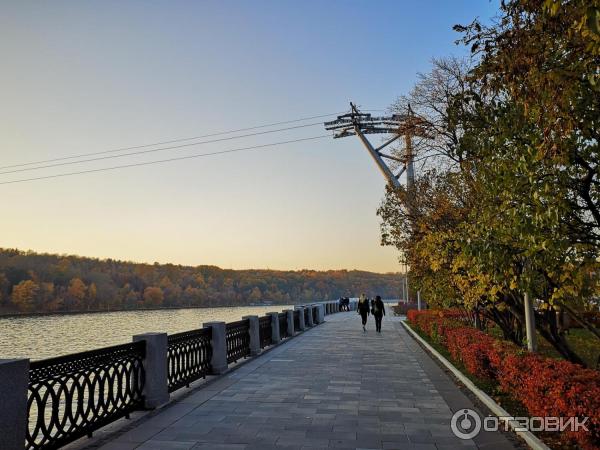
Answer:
[95,313,518,450]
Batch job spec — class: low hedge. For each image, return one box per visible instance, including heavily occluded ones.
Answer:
[408,309,600,450]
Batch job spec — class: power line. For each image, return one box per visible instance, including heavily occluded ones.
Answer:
[0,111,347,171]
[0,135,330,186]
[0,122,324,175]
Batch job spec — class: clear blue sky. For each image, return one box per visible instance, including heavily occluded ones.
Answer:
[0,1,499,272]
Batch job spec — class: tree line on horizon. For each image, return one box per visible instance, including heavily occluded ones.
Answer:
[0,248,402,314]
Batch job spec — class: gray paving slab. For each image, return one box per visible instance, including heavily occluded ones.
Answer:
[94,312,518,450]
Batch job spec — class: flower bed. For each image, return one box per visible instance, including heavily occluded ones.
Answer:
[408,309,600,450]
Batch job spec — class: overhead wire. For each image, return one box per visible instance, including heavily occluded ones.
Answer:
[0,134,330,186]
[0,111,348,171]
[0,122,324,175]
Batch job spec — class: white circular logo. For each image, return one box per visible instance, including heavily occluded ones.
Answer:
[451,408,482,440]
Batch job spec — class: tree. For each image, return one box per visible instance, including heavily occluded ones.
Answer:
[66,278,87,310]
[88,282,97,309]
[11,280,39,312]
[143,287,164,307]
[455,0,600,362]
[248,287,262,302]
[378,3,600,365]
[0,273,9,306]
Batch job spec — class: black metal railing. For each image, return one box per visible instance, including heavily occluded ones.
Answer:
[167,328,212,393]
[312,307,318,324]
[304,307,310,325]
[27,341,145,450]
[293,310,300,330]
[278,312,288,338]
[259,315,272,348]
[225,319,250,364]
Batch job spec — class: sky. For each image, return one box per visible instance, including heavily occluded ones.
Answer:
[0,1,499,273]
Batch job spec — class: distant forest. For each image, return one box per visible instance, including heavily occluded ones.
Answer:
[0,248,402,314]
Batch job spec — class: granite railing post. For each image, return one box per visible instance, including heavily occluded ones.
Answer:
[285,309,295,335]
[268,312,281,344]
[317,304,325,323]
[132,332,169,409]
[242,315,260,356]
[295,306,306,330]
[203,321,228,374]
[306,306,315,327]
[0,359,28,450]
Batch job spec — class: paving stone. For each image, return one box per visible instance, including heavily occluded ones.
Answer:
[93,313,517,450]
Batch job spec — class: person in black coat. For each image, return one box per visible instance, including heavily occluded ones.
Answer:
[357,294,370,332]
[372,295,386,333]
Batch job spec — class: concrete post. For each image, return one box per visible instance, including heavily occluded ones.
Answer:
[296,306,306,330]
[306,306,314,327]
[268,312,281,344]
[0,359,28,450]
[318,304,325,323]
[285,309,294,335]
[132,333,169,409]
[243,315,260,356]
[203,321,228,374]
[524,293,538,352]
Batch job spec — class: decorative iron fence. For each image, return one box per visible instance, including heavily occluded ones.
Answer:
[167,328,212,393]
[258,315,272,348]
[27,341,145,450]
[22,306,341,450]
[278,312,288,338]
[225,319,250,364]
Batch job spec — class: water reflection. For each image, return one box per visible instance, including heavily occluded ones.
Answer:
[0,305,290,360]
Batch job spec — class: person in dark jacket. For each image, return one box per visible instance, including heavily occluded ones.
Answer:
[373,295,386,333]
[357,294,370,332]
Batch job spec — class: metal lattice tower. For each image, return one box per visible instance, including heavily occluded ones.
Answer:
[324,102,430,190]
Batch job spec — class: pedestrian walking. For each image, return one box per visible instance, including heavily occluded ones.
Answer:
[357,294,370,332]
[373,295,386,333]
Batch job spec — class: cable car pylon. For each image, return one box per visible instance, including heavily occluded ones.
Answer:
[324,102,431,306]
[323,102,430,191]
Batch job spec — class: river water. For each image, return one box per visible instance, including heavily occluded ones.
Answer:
[0,305,291,360]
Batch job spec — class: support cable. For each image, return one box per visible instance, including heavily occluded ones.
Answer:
[0,135,329,186]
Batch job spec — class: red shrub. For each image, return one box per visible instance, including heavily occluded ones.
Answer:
[406,309,600,449]
[498,354,600,449]
[445,327,505,379]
